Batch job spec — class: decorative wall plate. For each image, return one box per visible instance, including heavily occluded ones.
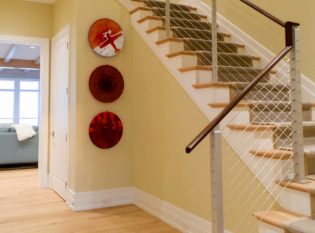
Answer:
[88,18,124,57]
[89,65,124,103]
[89,112,123,149]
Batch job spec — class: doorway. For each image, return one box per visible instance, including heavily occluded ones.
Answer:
[0,34,50,187]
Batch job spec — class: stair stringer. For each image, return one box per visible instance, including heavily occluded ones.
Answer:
[118,0,310,214]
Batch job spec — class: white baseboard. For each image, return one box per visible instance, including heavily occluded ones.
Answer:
[65,187,231,233]
[134,188,232,233]
[67,187,134,211]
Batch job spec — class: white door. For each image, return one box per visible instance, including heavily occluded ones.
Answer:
[50,26,70,201]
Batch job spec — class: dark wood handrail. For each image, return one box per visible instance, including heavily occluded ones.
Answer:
[240,0,285,27]
[186,46,292,153]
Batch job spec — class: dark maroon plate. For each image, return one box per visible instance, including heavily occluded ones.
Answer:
[89,112,123,149]
[89,65,124,103]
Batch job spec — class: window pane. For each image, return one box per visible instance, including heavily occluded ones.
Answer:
[0,119,13,124]
[20,81,39,90]
[0,91,14,118]
[20,118,38,126]
[0,80,14,90]
[19,92,39,119]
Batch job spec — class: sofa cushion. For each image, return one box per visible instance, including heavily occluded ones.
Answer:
[9,127,16,132]
[0,127,9,132]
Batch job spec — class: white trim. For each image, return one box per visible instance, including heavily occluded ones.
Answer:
[49,25,71,199]
[0,34,50,188]
[134,189,233,233]
[66,187,232,233]
[67,187,134,212]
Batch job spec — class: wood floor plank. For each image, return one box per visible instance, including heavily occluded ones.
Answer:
[0,169,180,233]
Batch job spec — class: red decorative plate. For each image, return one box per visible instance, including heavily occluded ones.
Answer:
[88,18,124,57]
[89,112,123,149]
[89,65,124,103]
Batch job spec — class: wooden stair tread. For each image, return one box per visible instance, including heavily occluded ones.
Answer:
[130,6,152,14]
[208,101,248,108]
[130,6,207,18]
[250,146,315,160]
[155,37,183,45]
[227,124,277,131]
[137,15,162,24]
[166,50,260,60]
[254,210,303,229]
[146,26,231,38]
[138,15,210,25]
[250,149,292,160]
[193,82,289,90]
[130,0,198,11]
[155,37,241,47]
[277,179,315,193]
[228,121,315,131]
[207,101,313,109]
[178,65,277,74]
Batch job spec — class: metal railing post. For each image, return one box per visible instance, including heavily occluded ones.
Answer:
[210,127,224,233]
[290,26,305,182]
[212,0,218,82]
[165,0,171,38]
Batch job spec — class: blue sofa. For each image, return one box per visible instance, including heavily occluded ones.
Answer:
[0,126,39,165]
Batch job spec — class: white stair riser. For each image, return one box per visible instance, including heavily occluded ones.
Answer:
[137,18,163,31]
[131,1,145,8]
[252,158,294,192]
[225,128,275,152]
[278,188,312,217]
[147,30,167,42]
[252,59,261,69]
[132,10,153,21]
[169,54,198,68]
[193,88,230,106]
[214,107,250,125]
[180,69,212,84]
[311,106,315,121]
[236,47,246,54]
[157,41,184,55]
[258,221,285,233]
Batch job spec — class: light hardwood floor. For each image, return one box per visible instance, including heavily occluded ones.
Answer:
[0,169,180,233]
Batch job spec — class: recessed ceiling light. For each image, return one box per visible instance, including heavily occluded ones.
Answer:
[30,46,36,49]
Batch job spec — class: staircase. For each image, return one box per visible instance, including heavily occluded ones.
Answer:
[120,0,315,232]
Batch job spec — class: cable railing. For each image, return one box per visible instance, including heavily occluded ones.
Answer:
[131,0,305,233]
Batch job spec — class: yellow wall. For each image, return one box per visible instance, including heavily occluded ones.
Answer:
[0,0,53,38]
[69,1,279,232]
[73,0,133,191]
[203,0,315,81]
[53,0,74,34]
[0,0,287,231]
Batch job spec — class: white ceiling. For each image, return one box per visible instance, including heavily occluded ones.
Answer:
[0,43,40,61]
[21,0,56,4]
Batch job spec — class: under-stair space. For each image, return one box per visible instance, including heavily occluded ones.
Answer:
[121,0,315,232]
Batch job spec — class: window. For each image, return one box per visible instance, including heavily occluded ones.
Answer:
[0,79,40,126]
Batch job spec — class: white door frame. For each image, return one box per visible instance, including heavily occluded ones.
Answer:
[0,34,50,188]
